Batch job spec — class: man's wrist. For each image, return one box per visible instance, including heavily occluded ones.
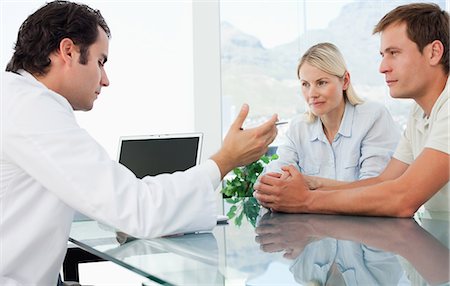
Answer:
[316,177,323,189]
[301,189,315,213]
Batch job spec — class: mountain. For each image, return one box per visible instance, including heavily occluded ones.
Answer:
[219,0,445,120]
[221,0,446,85]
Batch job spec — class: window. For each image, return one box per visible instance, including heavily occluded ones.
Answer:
[1,1,195,158]
[220,0,447,143]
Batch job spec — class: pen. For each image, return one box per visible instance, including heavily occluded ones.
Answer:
[240,121,289,130]
[275,121,288,126]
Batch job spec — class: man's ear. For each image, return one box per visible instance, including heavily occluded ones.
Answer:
[58,38,77,66]
[428,40,444,67]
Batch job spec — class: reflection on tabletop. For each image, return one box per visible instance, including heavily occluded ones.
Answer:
[114,231,218,265]
[74,204,449,286]
[255,212,450,286]
[112,231,221,285]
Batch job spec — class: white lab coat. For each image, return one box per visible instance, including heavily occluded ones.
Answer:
[0,70,220,286]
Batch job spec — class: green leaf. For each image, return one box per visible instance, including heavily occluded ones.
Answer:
[261,156,270,164]
[243,198,261,227]
[249,173,257,184]
[254,164,263,174]
[225,198,239,204]
[222,154,281,198]
[235,211,244,226]
[237,184,247,197]
[233,168,243,176]
[226,205,237,219]
[222,186,234,197]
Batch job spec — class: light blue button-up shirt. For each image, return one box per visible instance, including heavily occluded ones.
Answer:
[265,100,400,181]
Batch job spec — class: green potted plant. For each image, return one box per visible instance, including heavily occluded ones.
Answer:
[222,154,278,226]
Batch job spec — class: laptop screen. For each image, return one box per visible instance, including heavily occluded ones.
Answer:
[118,133,202,179]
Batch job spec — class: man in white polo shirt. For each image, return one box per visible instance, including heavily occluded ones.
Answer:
[255,3,449,217]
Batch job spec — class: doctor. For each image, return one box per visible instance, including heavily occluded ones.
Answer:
[0,1,278,285]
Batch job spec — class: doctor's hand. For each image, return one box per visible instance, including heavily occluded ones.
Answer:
[211,104,278,178]
[254,165,311,213]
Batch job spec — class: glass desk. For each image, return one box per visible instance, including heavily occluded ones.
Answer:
[69,200,450,286]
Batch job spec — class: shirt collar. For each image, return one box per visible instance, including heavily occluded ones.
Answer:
[309,117,324,142]
[337,101,355,138]
[429,75,450,117]
[412,76,450,132]
[18,69,43,86]
[17,69,74,111]
[309,100,355,141]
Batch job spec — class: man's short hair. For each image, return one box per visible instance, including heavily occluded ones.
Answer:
[373,3,449,74]
[6,0,111,76]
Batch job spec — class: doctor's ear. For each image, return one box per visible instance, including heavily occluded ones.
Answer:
[58,38,78,65]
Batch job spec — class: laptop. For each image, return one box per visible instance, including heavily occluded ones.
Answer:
[117,133,203,178]
[118,132,228,224]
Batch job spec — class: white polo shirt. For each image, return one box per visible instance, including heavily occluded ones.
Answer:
[393,77,449,212]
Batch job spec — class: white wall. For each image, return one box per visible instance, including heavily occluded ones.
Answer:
[1,1,216,160]
[76,1,197,159]
[192,0,222,160]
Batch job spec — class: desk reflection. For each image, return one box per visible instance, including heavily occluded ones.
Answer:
[255,213,450,286]
[113,232,218,265]
[109,232,221,285]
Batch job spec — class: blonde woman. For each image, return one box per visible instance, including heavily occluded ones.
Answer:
[264,43,399,188]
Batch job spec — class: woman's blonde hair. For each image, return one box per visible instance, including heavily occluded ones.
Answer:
[297,42,363,122]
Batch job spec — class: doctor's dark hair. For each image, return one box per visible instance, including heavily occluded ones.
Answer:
[6,0,111,76]
[373,3,449,74]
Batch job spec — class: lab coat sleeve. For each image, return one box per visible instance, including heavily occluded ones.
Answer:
[3,88,218,239]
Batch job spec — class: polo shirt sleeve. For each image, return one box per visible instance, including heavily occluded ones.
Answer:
[393,123,415,165]
[425,97,449,155]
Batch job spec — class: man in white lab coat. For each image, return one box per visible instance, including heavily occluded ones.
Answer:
[0,1,278,285]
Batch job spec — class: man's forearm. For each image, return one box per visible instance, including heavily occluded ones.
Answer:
[319,176,383,191]
[308,178,417,217]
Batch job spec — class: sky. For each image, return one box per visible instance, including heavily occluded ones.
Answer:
[220,0,355,48]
